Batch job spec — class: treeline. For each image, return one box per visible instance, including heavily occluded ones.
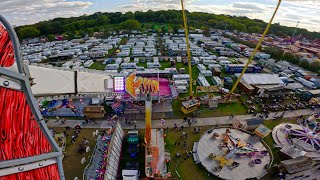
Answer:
[264,47,320,73]
[15,10,320,40]
[227,34,320,73]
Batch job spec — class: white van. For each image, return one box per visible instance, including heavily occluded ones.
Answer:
[177,56,182,62]
[174,80,189,87]
[105,64,119,70]
[191,51,202,56]
[176,86,188,93]
[173,74,190,81]
[219,60,232,66]
[200,70,212,77]
[199,57,213,62]
[84,60,94,68]
[203,60,217,65]
[164,68,178,74]
[217,56,228,61]
[197,75,210,87]
[197,64,206,72]
[115,58,122,64]
[208,64,222,70]
[121,63,137,69]
[147,62,161,68]
[136,66,145,71]
[192,57,200,64]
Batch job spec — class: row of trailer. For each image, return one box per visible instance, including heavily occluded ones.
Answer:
[105,62,162,70]
[225,64,262,74]
[174,76,224,94]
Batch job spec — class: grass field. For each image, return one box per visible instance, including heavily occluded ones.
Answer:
[137,62,147,68]
[160,61,171,69]
[107,48,116,58]
[88,61,106,70]
[119,38,128,45]
[53,128,98,180]
[172,99,248,118]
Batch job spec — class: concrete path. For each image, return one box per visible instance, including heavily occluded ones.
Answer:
[46,108,318,130]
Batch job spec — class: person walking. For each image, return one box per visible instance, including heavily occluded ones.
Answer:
[183,141,187,148]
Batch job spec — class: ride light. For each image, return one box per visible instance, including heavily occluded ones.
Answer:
[114,76,125,92]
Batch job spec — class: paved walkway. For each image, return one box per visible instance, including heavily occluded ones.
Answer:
[46,108,318,130]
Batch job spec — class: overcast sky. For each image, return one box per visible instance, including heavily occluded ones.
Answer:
[1,0,319,32]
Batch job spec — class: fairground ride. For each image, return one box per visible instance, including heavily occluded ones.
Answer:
[125,73,170,178]
[210,129,268,171]
[0,15,65,180]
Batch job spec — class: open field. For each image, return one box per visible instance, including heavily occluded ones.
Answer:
[172,99,248,118]
[88,61,106,70]
[53,128,97,180]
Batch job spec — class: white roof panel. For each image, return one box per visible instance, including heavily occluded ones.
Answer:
[29,65,75,96]
[237,73,284,85]
[77,71,112,93]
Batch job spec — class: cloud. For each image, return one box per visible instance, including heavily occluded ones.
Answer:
[1,0,93,26]
[115,0,320,32]
[231,2,264,11]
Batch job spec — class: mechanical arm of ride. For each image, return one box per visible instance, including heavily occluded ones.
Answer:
[0,15,65,180]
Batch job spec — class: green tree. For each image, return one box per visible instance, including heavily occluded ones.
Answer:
[120,20,140,32]
[215,21,226,30]
[203,26,210,37]
[310,62,320,72]
[123,12,135,20]
[17,27,40,39]
[173,25,179,34]
[299,60,310,69]
[248,26,262,33]
[96,15,110,25]
[47,34,55,41]
[208,19,217,28]
[161,25,166,34]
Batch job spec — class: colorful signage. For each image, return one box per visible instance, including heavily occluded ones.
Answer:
[125,73,159,100]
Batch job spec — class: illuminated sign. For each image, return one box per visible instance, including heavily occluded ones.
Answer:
[114,76,125,92]
[125,73,159,100]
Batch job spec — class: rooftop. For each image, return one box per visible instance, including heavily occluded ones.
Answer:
[236,73,284,85]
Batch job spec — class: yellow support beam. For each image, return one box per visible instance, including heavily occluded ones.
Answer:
[180,0,193,98]
[227,0,282,97]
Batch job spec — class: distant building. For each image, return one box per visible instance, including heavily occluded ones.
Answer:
[236,73,285,94]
